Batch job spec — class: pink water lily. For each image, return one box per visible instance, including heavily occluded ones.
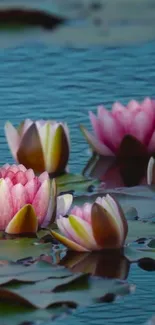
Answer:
[0,164,73,234]
[81,97,155,156]
[51,194,128,252]
[5,119,70,175]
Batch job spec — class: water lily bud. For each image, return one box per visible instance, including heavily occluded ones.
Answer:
[5,119,70,175]
[51,194,128,252]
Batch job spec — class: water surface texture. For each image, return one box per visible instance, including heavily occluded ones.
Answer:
[0,40,155,324]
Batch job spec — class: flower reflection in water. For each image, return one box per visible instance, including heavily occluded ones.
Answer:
[60,250,130,280]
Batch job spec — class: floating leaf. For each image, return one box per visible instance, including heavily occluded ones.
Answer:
[0,238,52,262]
[0,302,67,325]
[0,261,73,285]
[56,173,99,195]
[0,274,132,309]
[124,247,155,262]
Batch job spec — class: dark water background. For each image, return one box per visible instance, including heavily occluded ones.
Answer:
[0,40,155,324]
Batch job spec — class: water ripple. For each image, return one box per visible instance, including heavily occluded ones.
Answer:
[0,42,155,173]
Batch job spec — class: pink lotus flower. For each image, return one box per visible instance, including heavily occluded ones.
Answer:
[81,98,155,156]
[51,194,128,252]
[0,164,73,234]
[5,119,70,175]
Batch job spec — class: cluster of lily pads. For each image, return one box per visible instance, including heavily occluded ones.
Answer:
[2,97,155,253]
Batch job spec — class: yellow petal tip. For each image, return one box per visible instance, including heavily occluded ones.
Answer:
[5,204,38,235]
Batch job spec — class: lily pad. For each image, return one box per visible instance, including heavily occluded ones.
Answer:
[56,173,99,195]
[0,238,52,262]
[0,302,67,325]
[0,261,73,285]
[124,246,155,262]
[0,274,133,309]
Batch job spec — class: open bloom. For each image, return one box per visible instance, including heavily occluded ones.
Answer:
[81,97,155,156]
[5,119,70,175]
[0,164,73,234]
[147,157,155,185]
[51,194,128,252]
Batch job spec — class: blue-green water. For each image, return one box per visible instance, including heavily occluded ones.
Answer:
[0,41,155,324]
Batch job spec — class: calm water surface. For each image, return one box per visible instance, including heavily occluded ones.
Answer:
[0,40,155,324]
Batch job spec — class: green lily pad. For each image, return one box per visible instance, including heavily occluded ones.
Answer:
[0,261,74,285]
[0,238,52,262]
[0,302,67,325]
[0,274,133,309]
[56,173,99,194]
[124,246,155,262]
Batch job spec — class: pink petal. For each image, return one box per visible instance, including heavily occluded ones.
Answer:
[5,177,14,190]
[14,171,28,186]
[105,194,124,242]
[95,197,102,205]
[1,164,10,171]
[147,157,155,185]
[141,97,155,120]
[80,126,114,156]
[51,229,88,251]
[70,206,83,218]
[68,215,99,250]
[112,108,132,132]
[82,203,92,223]
[25,169,35,182]
[0,180,14,230]
[98,109,124,151]
[39,171,49,183]
[59,216,89,248]
[25,179,40,203]
[11,184,28,215]
[148,130,155,153]
[41,196,53,227]
[57,216,74,240]
[18,164,27,172]
[4,122,20,160]
[56,194,73,218]
[8,164,19,173]
[129,111,152,144]
[127,100,140,112]
[89,111,104,142]
[112,102,126,113]
[0,168,7,178]
[5,171,15,182]
[32,180,50,225]
[22,119,33,136]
